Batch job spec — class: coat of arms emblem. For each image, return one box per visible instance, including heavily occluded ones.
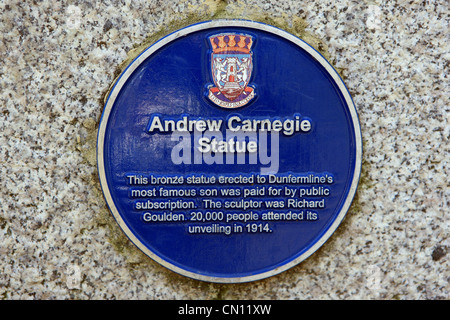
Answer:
[207,34,255,108]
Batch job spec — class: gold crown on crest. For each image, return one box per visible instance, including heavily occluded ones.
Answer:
[210,34,253,54]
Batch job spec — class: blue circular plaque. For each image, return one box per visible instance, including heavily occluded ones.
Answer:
[97,20,362,283]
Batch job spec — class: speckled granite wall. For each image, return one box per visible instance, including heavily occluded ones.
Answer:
[0,0,448,299]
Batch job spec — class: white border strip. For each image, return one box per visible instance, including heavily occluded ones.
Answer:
[97,20,362,283]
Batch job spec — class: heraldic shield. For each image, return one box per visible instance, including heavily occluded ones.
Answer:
[208,34,255,108]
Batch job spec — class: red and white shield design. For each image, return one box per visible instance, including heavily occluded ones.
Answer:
[208,34,255,108]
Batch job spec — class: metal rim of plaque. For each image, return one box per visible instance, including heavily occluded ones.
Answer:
[97,20,362,283]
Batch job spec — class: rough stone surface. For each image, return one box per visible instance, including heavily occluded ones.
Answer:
[0,0,448,299]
